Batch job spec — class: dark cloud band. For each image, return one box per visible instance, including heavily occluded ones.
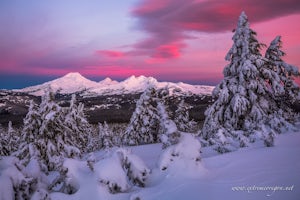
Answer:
[130,0,300,59]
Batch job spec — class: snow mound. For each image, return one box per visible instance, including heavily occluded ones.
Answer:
[118,148,151,187]
[0,157,35,200]
[52,158,110,200]
[159,133,204,176]
[94,152,130,193]
[93,148,151,193]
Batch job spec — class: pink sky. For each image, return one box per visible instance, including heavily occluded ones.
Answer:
[0,0,299,88]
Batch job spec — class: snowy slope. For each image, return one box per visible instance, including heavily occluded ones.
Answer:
[131,133,300,200]
[48,131,300,200]
[16,73,214,97]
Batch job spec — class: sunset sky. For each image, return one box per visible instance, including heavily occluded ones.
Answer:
[0,0,300,89]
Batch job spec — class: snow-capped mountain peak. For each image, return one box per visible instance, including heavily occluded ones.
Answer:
[115,75,159,93]
[63,72,83,79]
[16,72,99,96]
[16,72,214,97]
[57,72,98,85]
[122,75,157,87]
[99,77,118,85]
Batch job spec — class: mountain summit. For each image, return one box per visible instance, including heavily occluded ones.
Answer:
[16,72,214,96]
[98,77,118,85]
[18,72,99,95]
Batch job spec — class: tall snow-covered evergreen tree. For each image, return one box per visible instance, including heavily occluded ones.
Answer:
[87,125,101,152]
[17,100,41,164]
[35,90,81,172]
[17,91,81,193]
[201,12,277,152]
[63,94,91,152]
[265,36,300,120]
[0,124,9,156]
[0,157,38,200]
[6,121,19,154]
[99,121,114,150]
[0,124,4,133]
[157,100,180,149]
[122,87,160,145]
[159,133,202,171]
[0,121,19,156]
[174,100,196,132]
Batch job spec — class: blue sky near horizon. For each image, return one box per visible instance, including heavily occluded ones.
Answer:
[0,73,220,90]
[0,0,299,89]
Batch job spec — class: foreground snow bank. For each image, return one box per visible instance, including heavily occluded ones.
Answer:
[51,133,300,200]
[133,132,300,200]
[11,131,298,200]
[51,148,150,200]
[0,157,19,200]
[0,157,36,200]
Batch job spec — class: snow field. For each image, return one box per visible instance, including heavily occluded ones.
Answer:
[129,132,300,200]
[26,131,297,200]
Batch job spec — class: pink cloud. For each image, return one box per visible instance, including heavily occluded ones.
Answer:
[91,0,300,81]
[133,0,300,32]
[1,0,299,87]
[96,50,125,58]
[152,43,183,58]
[132,0,172,15]
[128,0,300,60]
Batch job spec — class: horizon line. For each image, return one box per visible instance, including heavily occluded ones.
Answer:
[0,72,220,90]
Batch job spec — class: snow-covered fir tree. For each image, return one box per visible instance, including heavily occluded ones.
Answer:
[99,121,114,150]
[110,123,126,146]
[6,121,19,154]
[16,90,84,195]
[265,36,300,122]
[0,124,3,134]
[87,125,102,152]
[174,99,196,132]
[123,87,160,145]
[14,100,49,198]
[0,124,9,156]
[159,133,202,171]
[17,100,41,164]
[201,12,278,152]
[63,94,91,152]
[93,148,150,193]
[0,157,38,200]
[156,89,202,170]
[35,90,81,172]
[87,121,115,151]
[118,148,150,188]
[157,100,180,149]
[0,121,19,157]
